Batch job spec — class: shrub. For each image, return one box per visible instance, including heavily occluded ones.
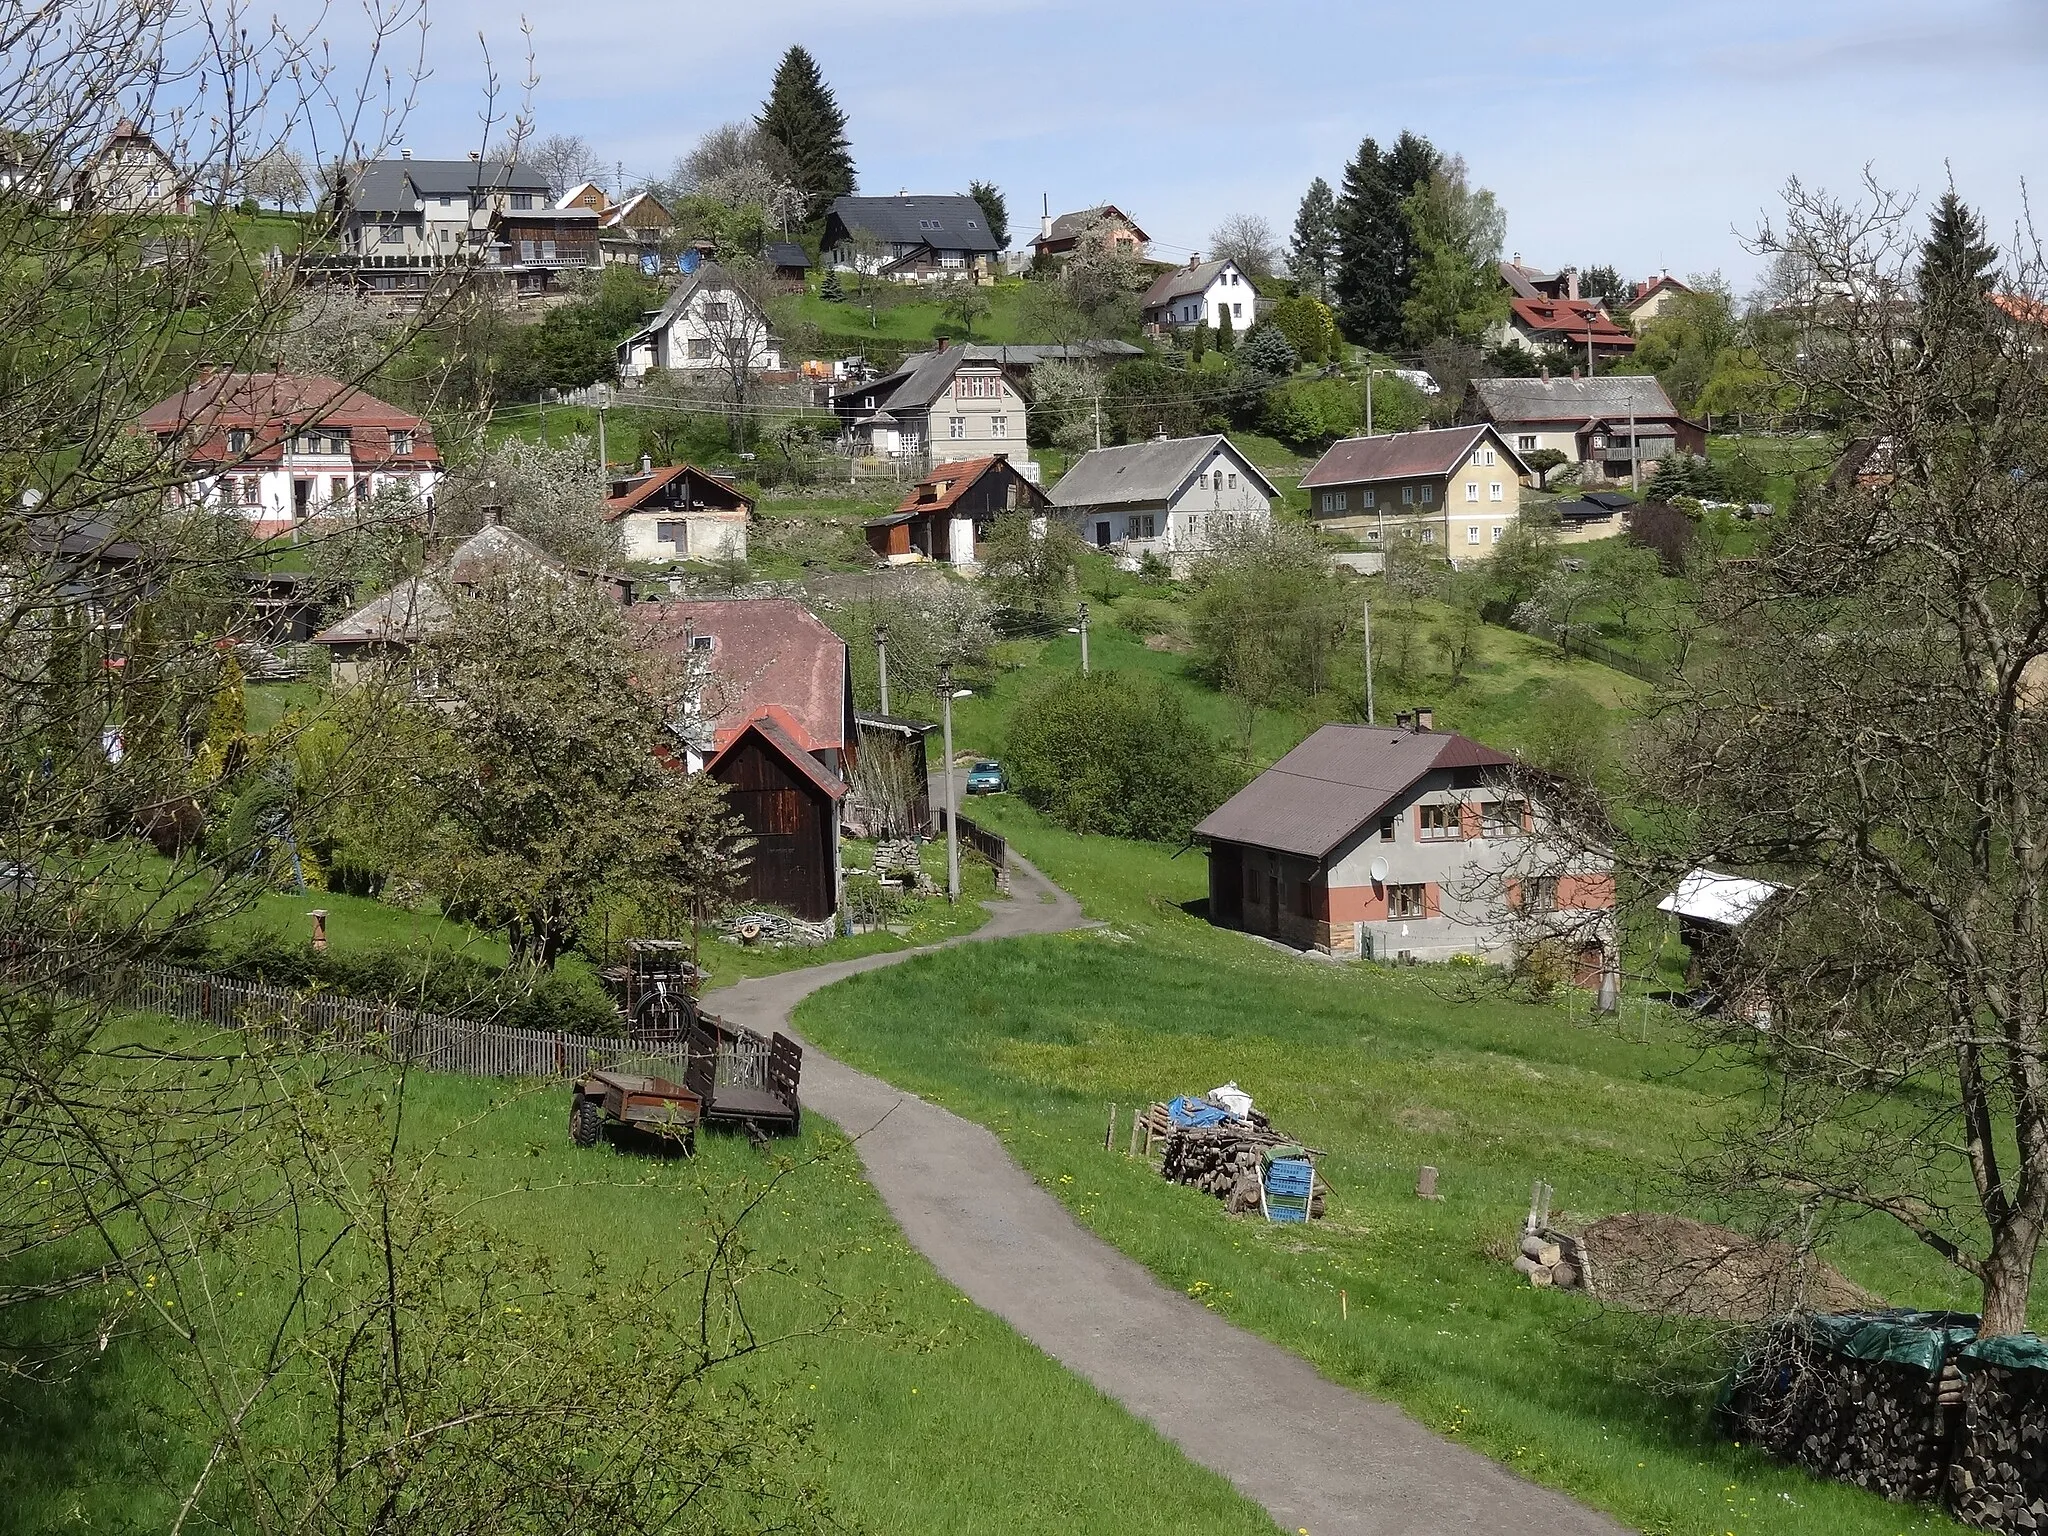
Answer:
[1262,377,1362,449]
[1004,671,1237,842]
[1627,501,1697,573]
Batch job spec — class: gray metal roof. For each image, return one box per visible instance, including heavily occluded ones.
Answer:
[765,241,810,269]
[1195,724,1518,859]
[348,157,550,214]
[1465,375,1681,424]
[826,195,999,253]
[1141,258,1233,311]
[312,523,560,646]
[625,264,773,348]
[1049,435,1279,509]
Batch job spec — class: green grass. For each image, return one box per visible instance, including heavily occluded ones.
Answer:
[0,1026,1277,1534]
[775,280,1061,348]
[1709,433,1835,512]
[794,801,1992,1535]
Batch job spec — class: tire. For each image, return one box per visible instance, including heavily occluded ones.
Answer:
[569,1095,601,1148]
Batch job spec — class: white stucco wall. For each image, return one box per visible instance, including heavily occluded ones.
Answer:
[197,458,442,537]
[616,509,746,563]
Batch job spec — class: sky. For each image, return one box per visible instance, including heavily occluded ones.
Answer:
[287,0,2046,287]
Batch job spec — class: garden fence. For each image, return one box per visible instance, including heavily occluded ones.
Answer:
[933,806,1007,869]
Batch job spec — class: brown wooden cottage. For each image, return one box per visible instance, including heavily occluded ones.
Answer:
[866,454,1048,566]
[705,713,847,920]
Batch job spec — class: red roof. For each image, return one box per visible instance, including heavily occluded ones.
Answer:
[631,598,852,755]
[603,464,754,520]
[1299,425,1527,488]
[893,456,1049,516]
[1510,298,1636,350]
[707,716,848,802]
[132,371,438,467]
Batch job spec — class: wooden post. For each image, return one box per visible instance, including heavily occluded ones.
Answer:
[308,908,328,952]
[939,664,959,901]
[1341,1288,1348,1321]
[1104,1102,1117,1151]
[1416,1164,1440,1200]
[1126,1110,1141,1158]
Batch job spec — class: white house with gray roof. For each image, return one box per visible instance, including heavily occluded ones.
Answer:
[615,265,781,378]
[1048,434,1276,567]
[823,195,1001,282]
[829,344,1033,470]
[1140,256,1257,332]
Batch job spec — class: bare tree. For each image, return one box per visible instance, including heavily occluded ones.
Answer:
[691,258,781,447]
[525,130,604,199]
[1208,212,1279,278]
[1058,216,1146,334]
[241,145,308,210]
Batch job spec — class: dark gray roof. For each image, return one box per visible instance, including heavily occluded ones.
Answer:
[1141,258,1235,311]
[765,241,810,269]
[830,345,973,411]
[827,195,999,253]
[983,341,1144,365]
[1301,425,1528,488]
[1195,724,1518,859]
[348,157,550,215]
[1038,205,1148,244]
[1466,375,1681,424]
[313,524,560,646]
[1048,435,1279,509]
[625,264,772,347]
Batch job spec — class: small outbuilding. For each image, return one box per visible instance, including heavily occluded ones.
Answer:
[866,454,1047,566]
[1656,868,1785,987]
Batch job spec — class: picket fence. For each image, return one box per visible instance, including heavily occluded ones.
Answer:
[90,962,690,1081]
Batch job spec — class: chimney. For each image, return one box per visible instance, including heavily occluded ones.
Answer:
[1414,706,1435,732]
[400,147,411,160]
[1563,267,1580,302]
[1187,252,1200,270]
[1152,425,1168,441]
[1394,710,1412,729]
[640,452,652,474]
[481,504,504,526]
[1540,366,1550,381]
[1511,251,1521,265]
[935,335,950,351]
[992,451,1008,462]
[1571,366,1582,379]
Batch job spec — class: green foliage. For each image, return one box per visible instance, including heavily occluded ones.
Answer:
[1400,161,1509,347]
[1644,451,1725,502]
[757,44,854,219]
[1333,130,1437,347]
[1918,190,1999,320]
[1287,176,1339,301]
[1233,321,1297,377]
[1004,671,1236,842]
[1579,263,1629,309]
[1262,376,1361,449]
[495,267,664,397]
[1187,519,1351,743]
[1620,278,1739,417]
[1214,306,1234,353]
[1268,293,1339,366]
[967,179,1009,251]
[1523,447,1568,488]
[980,511,1082,614]
[819,267,844,302]
[1102,357,1215,442]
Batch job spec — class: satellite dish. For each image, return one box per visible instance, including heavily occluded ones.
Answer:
[1369,857,1390,883]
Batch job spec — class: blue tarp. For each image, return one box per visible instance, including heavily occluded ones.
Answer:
[1167,1096,1237,1129]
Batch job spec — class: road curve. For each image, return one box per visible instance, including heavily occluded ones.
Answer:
[705,852,1627,1536]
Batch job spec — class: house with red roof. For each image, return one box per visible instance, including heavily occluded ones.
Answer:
[134,370,442,536]
[1299,425,1528,558]
[1195,716,1614,972]
[604,458,751,564]
[633,599,856,921]
[866,454,1048,565]
[1621,273,1691,328]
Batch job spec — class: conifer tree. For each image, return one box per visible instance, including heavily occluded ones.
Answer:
[1332,131,1439,348]
[967,179,1009,250]
[1288,176,1339,301]
[819,267,844,302]
[1917,189,2000,354]
[756,45,854,220]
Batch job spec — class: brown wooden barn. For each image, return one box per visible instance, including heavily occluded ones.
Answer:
[865,453,1049,566]
[705,715,847,920]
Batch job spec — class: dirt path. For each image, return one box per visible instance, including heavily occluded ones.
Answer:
[706,854,1626,1535]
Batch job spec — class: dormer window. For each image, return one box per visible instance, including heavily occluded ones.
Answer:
[227,429,249,455]
[689,634,713,652]
[391,430,414,455]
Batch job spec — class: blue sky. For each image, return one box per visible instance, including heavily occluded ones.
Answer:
[306,0,2046,286]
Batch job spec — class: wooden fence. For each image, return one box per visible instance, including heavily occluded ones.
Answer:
[71,961,689,1081]
[933,806,1007,869]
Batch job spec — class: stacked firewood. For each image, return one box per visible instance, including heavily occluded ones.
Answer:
[1950,1362,2048,1532]
[1158,1123,1327,1217]
[1511,1230,1588,1291]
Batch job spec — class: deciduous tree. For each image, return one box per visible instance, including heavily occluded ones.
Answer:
[1400,156,1509,347]
[1209,211,1278,278]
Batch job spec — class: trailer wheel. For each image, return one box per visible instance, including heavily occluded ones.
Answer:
[569,1096,602,1148]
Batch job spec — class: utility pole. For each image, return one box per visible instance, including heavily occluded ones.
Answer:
[938,663,959,901]
[1077,601,1090,675]
[1094,393,1102,450]
[597,403,607,472]
[874,625,890,715]
[1362,597,1376,724]
[1629,409,1640,494]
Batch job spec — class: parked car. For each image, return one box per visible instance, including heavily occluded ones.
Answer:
[965,759,1007,794]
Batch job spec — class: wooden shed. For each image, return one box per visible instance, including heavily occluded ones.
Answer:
[706,717,846,922]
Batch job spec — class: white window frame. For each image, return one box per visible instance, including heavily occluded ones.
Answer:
[1467,525,1481,544]
[1491,525,1504,543]
[1464,481,1479,503]
[1421,484,1434,504]
[1402,485,1413,505]
[1363,488,1375,508]
[948,416,967,440]
[1490,481,1504,501]
[991,415,1007,439]
[1421,527,1435,543]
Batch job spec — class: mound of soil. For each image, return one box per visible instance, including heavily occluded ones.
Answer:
[1578,1213,1880,1322]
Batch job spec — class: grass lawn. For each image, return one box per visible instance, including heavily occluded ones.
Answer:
[795,794,1998,1536]
[1709,432,1836,512]
[0,1023,1276,1534]
[774,280,1060,349]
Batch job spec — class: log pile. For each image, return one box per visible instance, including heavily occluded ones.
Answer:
[1152,1116,1327,1219]
[1511,1230,1588,1291]
[1950,1359,2048,1532]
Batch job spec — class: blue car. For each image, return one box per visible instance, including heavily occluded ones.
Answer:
[965,760,1007,795]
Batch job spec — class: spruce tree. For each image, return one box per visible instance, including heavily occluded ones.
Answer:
[1332,132,1439,348]
[757,45,854,220]
[1288,176,1338,301]
[819,267,843,302]
[1917,189,1999,352]
[967,179,1009,250]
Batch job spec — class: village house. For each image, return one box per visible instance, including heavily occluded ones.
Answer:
[595,190,677,269]
[134,370,442,536]
[830,344,1031,467]
[325,151,596,298]
[866,454,1048,566]
[1621,272,1690,328]
[615,263,781,378]
[1195,716,1615,973]
[60,118,188,214]
[1140,255,1257,333]
[824,194,1000,282]
[1048,434,1276,564]
[633,599,857,923]
[1030,204,1149,262]
[1493,259,1634,361]
[1299,424,1527,557]
[765,241,811,286]
[1460,375,1706,485]
[603,458,751,564]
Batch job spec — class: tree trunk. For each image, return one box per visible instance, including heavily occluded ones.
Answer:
[1980,1221,2040,1336]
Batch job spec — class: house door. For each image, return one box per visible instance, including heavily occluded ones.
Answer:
[1095,521,1111,548]
[291,478,312,521]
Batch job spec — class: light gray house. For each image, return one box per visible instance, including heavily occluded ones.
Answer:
[615,264,782,378]
[1047,434,1276,566]
[823,194,1001,282]
[1195,717,1617,971]
[829,344,1033,469]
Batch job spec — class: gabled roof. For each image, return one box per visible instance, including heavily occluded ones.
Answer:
[1049,435,1279,509]
[602,191,672,230]
[1141,258,1237,311]
[765,241,810,269]
[557,181,606,210]
[1622,274,1690,315]
[1037,205,1150,246]
[348,156,549,215]
[1466,375,1681,425]
[135,371,431,435]
[311,523,561,648]
[893,456,1049,517]
[1509,297,1634,348]
[826,195,999,253]
[1656,868,1784,930]
[1195,724,1518,859]
[603,464,754,518]
[1299,425,1528,488]
[627,264,772,345]
[829,344,999,413]
[708,714,847,801]
[631,598,852,755]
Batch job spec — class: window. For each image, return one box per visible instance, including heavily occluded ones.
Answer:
[1492,525,1504,543]
[1467,525,1480,544]
[1490,481,1504,501]
[228,428,249,455]
[1232,301,1243,318]
[440,194,453,207]
[1518,434,1537,452]
[293,432,317,454]
[511,193,533,210]
[689,633,714,652]
[1296,880,1315,919]
[655,519,687,549]
[1482,800,1526,838]
[329,476,349,503]
[1482,447,1496,466]
[379,222,401,243]
[1465,481,1479,503]
[1227,472,1238,489]
[1364,528,1380,542]
[540,240,556,261]
[239,476,260,506]
[518,240,536,262]
[1228,270,1239,285]
[940,251,964,268]
[1420,527,1435,543]
[390,430,414,456]
[1421,484,1433,504]
[1321,490,1347,513]
[325,433,349,454]
[991,415,1008,439]
[1132,513,1157,538]
[949,416,966,439]
[1378,816,1396,842]
[687,338,714,359]
[703,301,731,322]
[1388,883,1428,919]
[1402,485,1414,505]
[1522,876,1559,912]
[1419,803,1461,841]
[1362,488,1375,508]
